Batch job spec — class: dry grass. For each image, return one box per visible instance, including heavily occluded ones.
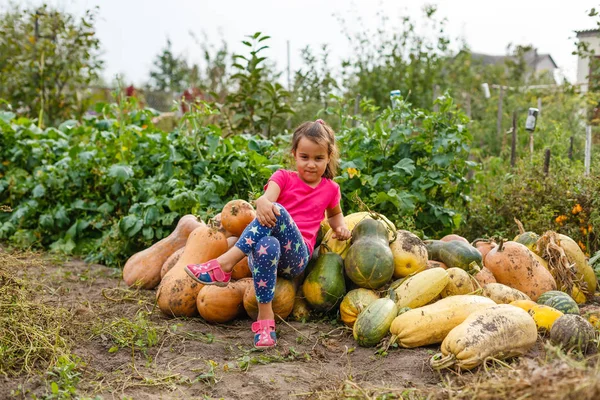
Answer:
[0,250,74,376]
[437,344,600,400]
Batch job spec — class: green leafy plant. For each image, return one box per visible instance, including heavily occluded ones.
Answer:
[332,92,474,237]
[460,157,600,255]
[92,310,164,356]
[38,355,83,400]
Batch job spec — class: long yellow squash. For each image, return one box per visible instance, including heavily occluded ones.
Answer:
[393,268,449,308]
[390,295,496,348]
[482,283,531,304]
[431,304,538,370]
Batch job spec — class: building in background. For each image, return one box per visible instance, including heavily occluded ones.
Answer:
[576,29,600,93]
[470,48,559,83]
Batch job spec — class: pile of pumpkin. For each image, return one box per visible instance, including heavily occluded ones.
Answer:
[323,215,599,370]
[122,199,300,323]
[122,202,599,370]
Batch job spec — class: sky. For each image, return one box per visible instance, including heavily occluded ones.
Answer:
[2,0,599,86]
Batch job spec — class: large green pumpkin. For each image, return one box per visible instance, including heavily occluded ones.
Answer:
[353,297,398,347]
[344,219,394,289]
[303,252,346,312]
[537,290,580,315]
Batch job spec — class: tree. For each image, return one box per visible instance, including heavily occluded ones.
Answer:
[148,39,190,93]
[0,4,103,126]
[224,32,293,137]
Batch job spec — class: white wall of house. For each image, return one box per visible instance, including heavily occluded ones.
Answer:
[576,33,600,92]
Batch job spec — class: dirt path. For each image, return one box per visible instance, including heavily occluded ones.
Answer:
[2,251,600,400]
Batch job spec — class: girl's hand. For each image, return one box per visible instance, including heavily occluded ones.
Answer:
[332,226,351,241]
[255,196,280,227]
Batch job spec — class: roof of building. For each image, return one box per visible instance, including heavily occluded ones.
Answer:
[576,29,600,37]
[470,50,558,70]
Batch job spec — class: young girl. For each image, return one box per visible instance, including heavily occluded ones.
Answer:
[185,119,351,349]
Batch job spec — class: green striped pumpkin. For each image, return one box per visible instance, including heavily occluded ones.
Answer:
[537,290,580,315]
[353,297,398,347]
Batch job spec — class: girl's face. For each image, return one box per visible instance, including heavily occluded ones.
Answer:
[292,137,330,186]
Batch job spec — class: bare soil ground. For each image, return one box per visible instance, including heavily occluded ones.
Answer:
[2,249,600,400]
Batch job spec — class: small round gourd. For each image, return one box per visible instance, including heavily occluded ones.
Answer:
[243,278,296,320]
[339,288,380,327]
[549,314,597,353]
[537,290,580,315]
[221,199,256,237]
[353,297,398,347]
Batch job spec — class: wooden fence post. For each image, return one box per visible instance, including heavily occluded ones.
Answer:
[286,40,292,130]
[568,136,574,160]
[584,125,592,176]
[353,94,361,127]
[543,148,551,175]
[497,86,504,139]
[511,111,517,167]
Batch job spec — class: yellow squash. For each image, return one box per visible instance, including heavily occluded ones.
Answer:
[440,268,475,297]
[339,288,380,328]
[389,230,428,278]
[509,299,539,312]
[393,268,449,309]
[528,304,563,332]
[390,295,496,348]
[482,283,531,304]
[431,304,538,370]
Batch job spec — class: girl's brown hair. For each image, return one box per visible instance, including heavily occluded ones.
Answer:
[291,119,339,179]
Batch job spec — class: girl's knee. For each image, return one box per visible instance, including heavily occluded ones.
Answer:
[272,203,290,218]
[257,236,278,247]
[253,236,281,258]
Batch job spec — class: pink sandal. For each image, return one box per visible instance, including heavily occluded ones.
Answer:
[184,259,232,287]
[252,319,277,349]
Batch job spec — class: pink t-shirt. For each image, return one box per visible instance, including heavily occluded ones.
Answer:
[265,169,341,256]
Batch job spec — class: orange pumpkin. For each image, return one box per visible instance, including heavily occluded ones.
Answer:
[243,278,296,320]
[156,225,228,317]
[473,267,496,287]
[235,277,254,296]
[231,257,251,280]
[221,200,256,237]
[160,247,184,279]
[196,282,246,323]
[485,240,556,301]
[472,238,497,261]
[123,215,203,289]
[440,234,469,244]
